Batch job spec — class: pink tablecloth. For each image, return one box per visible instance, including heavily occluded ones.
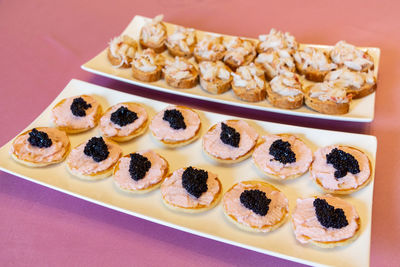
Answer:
[0,0,399,266]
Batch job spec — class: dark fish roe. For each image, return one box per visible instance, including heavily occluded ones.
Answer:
[181,166,208,198]
[128,153,151,181]
[240,189,271,216]
[70,97,92,117]
[220,122,240,147]
[163,109,186,130]
[110,106,138,127]
[28,128,52,148]
[326,148,360,179]
[83,137,109,162]
[269,139,296,164]
[313,198,348,229]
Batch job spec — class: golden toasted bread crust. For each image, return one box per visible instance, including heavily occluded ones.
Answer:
[266,86,304,109]
[232,83,267,102]
[224,52,256,71]
[295,61,330,82]
[347,81,377,99]
[132,65,162,82]
[164,72,199,89]
[304,88,350,115]
[139,22,167,53]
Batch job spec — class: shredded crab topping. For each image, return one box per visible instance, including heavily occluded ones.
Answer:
[232,63,265,89]
[309,81,349,103]
[194,34,225,60]
[141,15,166,46]
[224,37,255,65]
[258,28,297,51]
[326,67,375,89]
[108,35,136,68]
[270,71,302,97]
[163,57,195,80]
[199,61,230,81]
[167,26,196,53]
[294,47,337,72]
[255,49,295,77]
[133,49,161,72]
[331,41,374,71]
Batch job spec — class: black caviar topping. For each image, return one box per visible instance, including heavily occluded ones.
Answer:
[269,139,296,164]
[70,97,92,117]
[181,166,208,198]
[163,109,186,130]
[28,128,52,148]
[326,148,360,179]
[240,189,271,216]
[220,122,240,147]
[128,153,151,181]
[110,106,138,127]
[83,137,109,162]
[313,198,348,229]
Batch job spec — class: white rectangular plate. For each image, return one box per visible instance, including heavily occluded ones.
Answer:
[0,79,376,267]
[82,15,380,122]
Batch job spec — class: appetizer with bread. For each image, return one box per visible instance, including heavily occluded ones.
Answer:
[161,166,222,213]
[10,127,70,167]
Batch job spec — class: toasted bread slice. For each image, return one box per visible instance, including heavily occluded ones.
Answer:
[199,61,232,94]
[163,57,199,89]
[107,35,137,68]
[139,16,167,53]
[304,84,350,115]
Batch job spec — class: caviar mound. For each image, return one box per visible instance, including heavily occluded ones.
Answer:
[163,109,186,130]
[128,153,151,181]
[313,198,348,229]
[220,122,240,147]
[269,139,296,164]
[110,106,138,127]
[326,148,360,179]
[181,166,208,198]
[240,189,271,216]
[83,137,110,162]
[27,128,53,148]
[70,97,92,117]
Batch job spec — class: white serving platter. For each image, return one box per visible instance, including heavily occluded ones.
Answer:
[81,15,380,122]
[0,79,377,267]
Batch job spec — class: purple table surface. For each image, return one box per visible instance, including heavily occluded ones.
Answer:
[1,0,399,266]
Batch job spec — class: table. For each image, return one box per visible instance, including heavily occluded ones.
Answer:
[1,0,399,266]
